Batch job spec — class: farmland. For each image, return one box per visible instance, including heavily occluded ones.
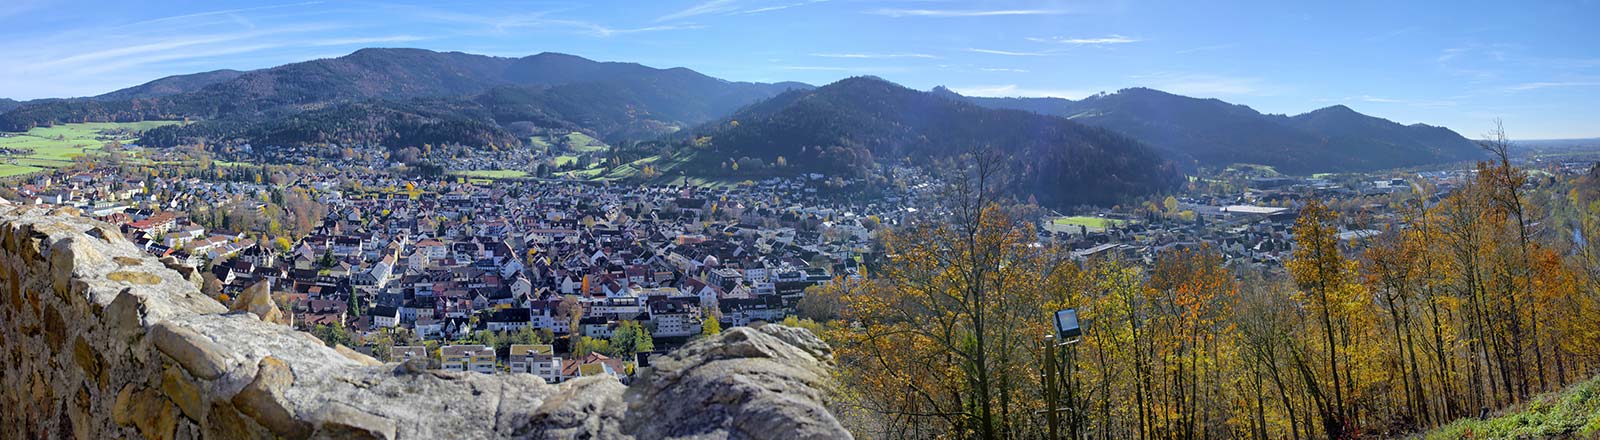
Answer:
[0,121,180,177]
[1046,215,1129,233]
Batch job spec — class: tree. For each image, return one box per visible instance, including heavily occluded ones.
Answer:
[608,321,654,358]
[832,151,1063,439]
[1285,199,1371,439]
[311,323,352,348]
[572,336,611,358]
[701,316,722,337]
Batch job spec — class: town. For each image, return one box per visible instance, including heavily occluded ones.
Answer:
[0,145,940,384]
[7,136,1594,390]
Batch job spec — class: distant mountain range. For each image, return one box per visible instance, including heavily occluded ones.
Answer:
[0,48,808,148]
[685,76,1182,206]
[0,47,1493,205]
[935,87,1486,174]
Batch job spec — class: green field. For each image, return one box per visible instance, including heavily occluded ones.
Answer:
[1048,216,1128,233]
[0,121,181,177]
[450,169,530,179]
[564,132,607,152]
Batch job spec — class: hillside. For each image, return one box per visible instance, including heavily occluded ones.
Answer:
[0,49,808,149]
[1423,374,1600,439]
[94,69,245,101]
[685,76,1183,207]
[943,87,1485,174]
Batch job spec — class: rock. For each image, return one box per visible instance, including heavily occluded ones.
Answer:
[755,323,834,361]
[107,270,163,285]
[70,384,93,440]
[622,326,850,440]
[311,402,396,440]
[157,256,203,288]
[229,280,287,325]
[112,384,138,426]
[161,365,207,422]
[130,387,180,440]
[202,401,273,440]
[334,344,383,366]
[151,322,230,380]
[0,208,849,439]
[72,336,105,390]
[524,376,627,438]
[232,356,311,438]
[42,304,66,350]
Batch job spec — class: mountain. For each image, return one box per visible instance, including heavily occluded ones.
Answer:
[685,77,1182,207]
[0,99,20,114]
[943,87,1485,174]
[0,48,809,148]
[94,69,245,101]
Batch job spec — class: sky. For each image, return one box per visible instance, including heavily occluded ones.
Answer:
[0,0,1596,139]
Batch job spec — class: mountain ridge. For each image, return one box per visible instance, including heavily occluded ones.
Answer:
[0,48,812,148]
[680,76,1183,207]
[941,87,1486,174]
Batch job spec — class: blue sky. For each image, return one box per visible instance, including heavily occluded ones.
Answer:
[1,0,1596,138]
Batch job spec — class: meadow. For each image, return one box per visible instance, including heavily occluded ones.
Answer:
[0,121,180,177]
[1048,215,1127,232]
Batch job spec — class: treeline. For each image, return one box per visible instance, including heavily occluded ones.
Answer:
[805,146,1600,439]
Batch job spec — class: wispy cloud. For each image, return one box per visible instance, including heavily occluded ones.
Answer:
[740,0,830,15]
[583,23,705,37]
[658,0,740,22]
[118,1,325,28]
[1435,44,1513,82]
[397,6,704,38]
[979,67,1029,73]
[309,35,428,46]
[32,24,335,70]
[866,8,1066,18]
[966,48,1052,57]
[778,65,910,73]
[949,84,1092,99]
[1028,35,1139,45]
[810,52,937,59]
[1353,95,1458,108]
[1506,81,1600,91]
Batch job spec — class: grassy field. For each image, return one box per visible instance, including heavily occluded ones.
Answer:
[1051,216,1127,230]
[0,121,181,177]
[1424,375,1600,439]
[450,169,530,179]
[565,132,607,153]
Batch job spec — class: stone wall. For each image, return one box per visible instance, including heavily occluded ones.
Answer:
[0,206,849,439]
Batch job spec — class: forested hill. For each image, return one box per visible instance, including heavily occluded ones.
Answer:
[940,86,1485,174]
[93,69,245,101]
[0,48,809,149]
[687,76,1183,207]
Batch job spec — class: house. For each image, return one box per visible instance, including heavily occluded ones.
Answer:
[368,305,400,329]
[647,298,702,338]
[485,308,532,332]
[561,352,624,380]
[508,344,562,384]
[391,345,428,363]
[441,344,496,374]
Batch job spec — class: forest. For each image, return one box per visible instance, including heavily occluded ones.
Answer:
[801,139,1600,439]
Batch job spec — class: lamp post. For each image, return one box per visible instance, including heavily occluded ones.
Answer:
[1042,308,1082,440]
